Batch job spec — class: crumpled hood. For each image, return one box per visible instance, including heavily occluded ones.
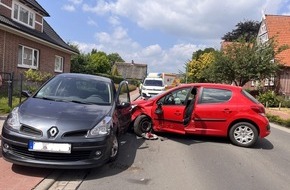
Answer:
[132,98,155,107]
[18,98,112,132]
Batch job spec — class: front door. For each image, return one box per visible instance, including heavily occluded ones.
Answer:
[152,87,192,134]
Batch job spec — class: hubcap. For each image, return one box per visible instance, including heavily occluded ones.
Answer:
[141,120,151,132]
[233,125,254,144]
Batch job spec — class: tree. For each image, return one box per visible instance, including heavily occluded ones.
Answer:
[222,20,260,42]
[187,51,216,83]
[192,48,215,60]
[70,53,90,73]
[68,43,80,54]
[213,38,287,86]
[91,48,98,54]
[86,51,111,74]
[186,48,217,83]
[108,53,125,64]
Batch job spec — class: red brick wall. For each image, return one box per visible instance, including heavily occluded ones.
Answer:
[0,30,72,79]
[0,0,12,18]
[1,0,12,6]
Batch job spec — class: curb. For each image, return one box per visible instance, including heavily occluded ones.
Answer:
[33,170,63,190]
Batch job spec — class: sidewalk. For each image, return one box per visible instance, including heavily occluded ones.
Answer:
[0,115,52,190]
[130,88,141,101]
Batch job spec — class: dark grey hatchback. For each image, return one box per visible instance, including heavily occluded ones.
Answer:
[1,73,132,169]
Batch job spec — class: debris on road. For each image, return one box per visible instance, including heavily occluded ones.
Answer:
[141,132,158,140]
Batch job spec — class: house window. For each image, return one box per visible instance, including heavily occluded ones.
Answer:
[13,2,35,28]
[55,56,64,72]
[251,80,255,87]
[264,76,274,86]
[264,78,269,86]
[18,45,39,69]
[258,33,268,44]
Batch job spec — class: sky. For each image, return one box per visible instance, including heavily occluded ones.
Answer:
[37,0,290,74]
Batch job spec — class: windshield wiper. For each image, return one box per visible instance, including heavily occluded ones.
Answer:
[70,100,94,105]
[35,96,57,101]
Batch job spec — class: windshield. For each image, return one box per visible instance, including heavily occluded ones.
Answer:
[144,79,163,87]
[35,75,112,105]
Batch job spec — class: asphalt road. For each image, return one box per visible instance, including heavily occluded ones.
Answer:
[1,89,290,190]
[28,123,290,190]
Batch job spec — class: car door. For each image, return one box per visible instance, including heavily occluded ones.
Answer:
[193,87,235,136]
[152,87,192,134]
[116,81,131,133]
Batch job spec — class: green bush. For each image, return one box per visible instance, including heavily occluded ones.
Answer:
[24,69,52,83]
[266,113,290,128]
[257,91,279,107]
[284,119,290,128]
[0,96,21,114]
[276,96,290,108]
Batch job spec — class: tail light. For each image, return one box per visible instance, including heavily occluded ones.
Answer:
[251,105,266,116]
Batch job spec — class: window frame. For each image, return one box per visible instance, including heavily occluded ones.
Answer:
[18,45,39,69]
[198,87,232,104]
[54,55,64,73]
[12,1,35,28]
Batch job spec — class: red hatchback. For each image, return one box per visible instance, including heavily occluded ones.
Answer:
[131,83,270,147]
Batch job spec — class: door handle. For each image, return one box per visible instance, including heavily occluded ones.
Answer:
[223,108,231,113]
[175,111,181,116]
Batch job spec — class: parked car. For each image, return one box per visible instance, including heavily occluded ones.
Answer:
[1,73,132,168]
[131,83,271,147]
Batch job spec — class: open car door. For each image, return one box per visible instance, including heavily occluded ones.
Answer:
[116,81,132,133]
[152,87,196,134]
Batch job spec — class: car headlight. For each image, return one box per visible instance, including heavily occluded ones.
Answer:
[88,116,112,137]
[7,107,21,130]
[142,86,147,90]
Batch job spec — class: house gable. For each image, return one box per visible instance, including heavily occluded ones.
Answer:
[0,0,78,78]
[258,14,290,67]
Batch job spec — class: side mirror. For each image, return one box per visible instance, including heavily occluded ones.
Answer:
[155,102,163,115]
[21,90,32,97]
[117,102,131,108]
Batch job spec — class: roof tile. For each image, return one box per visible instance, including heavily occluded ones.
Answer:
[265,14,290,66]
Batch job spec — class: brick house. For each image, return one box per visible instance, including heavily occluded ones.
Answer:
[221,15,290,97]
[255,14,290,97]
[0,0,78,80]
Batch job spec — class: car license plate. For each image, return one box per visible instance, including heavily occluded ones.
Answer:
[28,140,71,154]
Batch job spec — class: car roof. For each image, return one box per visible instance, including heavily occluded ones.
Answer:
[178,83,243,90]
[144,78,163,80]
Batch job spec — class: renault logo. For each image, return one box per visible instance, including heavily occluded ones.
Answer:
[48,127,59,137]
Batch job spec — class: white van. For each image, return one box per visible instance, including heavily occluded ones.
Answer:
[140,77,166,98]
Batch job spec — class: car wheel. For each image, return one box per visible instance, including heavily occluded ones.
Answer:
[134,115,152,137]
[229,122,258,148]
[109,133,119,162]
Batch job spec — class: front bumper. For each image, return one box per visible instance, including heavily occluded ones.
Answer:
[1,127,114,169]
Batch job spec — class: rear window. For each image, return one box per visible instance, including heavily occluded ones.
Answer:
[241,89,260,104]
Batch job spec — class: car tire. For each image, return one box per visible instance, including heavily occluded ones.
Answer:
[109,133,119,162]
[229,122,258,148]
[134,115,152,137]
